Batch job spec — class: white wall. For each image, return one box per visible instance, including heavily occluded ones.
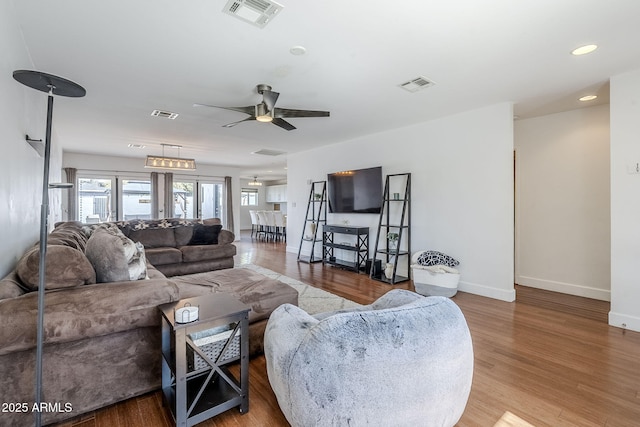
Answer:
[63,152,243,238]
[0,1,63,278]
[610,68,640,332]
[515,105,611,300]
[287,103,515,301]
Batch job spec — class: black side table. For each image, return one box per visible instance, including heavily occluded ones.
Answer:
[158,293,250,427]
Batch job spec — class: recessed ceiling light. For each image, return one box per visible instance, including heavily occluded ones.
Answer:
[128,143,146,149]
[579,95,598,102]
[571,44,598,56]
[290,45,306,55]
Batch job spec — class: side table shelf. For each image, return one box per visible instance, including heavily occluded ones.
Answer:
[158,294,250,427]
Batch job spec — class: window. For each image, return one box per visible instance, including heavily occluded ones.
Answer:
[173,181,195,219]
[77,177,114,223]
[120,179,152,220]
[76,173,227,223]
[241,188,259,206]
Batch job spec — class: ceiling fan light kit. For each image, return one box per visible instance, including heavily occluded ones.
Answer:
[195,84,330,131]
[255,102,274,122]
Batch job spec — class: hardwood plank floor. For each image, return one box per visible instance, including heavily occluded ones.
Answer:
[55,231,640,427]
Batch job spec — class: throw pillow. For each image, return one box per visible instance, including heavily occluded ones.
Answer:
[85,228,136,283]
[416,251,460,268]
[16,245,96,291]
[128,242,148,280]
[188,224,222,245]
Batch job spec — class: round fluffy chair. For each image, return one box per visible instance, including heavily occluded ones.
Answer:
[264,289,473,427]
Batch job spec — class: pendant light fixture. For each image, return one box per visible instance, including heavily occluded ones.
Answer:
[145,143,196,170]
[248,176,263,186]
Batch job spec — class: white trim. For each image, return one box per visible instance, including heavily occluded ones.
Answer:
[609,311,640,333]
[458,280,516,302]
[516,275,610,302]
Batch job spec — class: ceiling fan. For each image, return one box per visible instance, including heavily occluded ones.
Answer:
[194,84,330,131]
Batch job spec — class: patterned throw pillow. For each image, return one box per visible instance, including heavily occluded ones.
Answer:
[416,251,460,267]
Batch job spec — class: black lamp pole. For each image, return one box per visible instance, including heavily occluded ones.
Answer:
[13,70,85,427]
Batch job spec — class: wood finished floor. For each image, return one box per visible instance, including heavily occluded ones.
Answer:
[55,232,640,427]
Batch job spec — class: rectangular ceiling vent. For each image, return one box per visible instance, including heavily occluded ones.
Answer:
[223,0,283,29]
[399,76,435,93]
[252,149,286,156]
[151,109,179,119]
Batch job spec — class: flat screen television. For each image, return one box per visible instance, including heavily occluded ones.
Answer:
[327,166,383,213]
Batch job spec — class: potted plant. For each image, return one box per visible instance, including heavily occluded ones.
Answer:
[313,193,322,201]
[387,232,399,252]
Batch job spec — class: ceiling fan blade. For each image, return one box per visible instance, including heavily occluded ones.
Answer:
[262,90,279,112]
[222,117,256,128]
[193,103,255,115]
[271,118,296,131]
[274,107,330,118]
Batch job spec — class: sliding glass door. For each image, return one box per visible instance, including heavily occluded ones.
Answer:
[77,174,225,223]
[199,181,225,223]
[173,180,195,219]
[77,176,115,223]
[120,178,152,220]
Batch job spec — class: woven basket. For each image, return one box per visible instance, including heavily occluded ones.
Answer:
[187,327,241,371]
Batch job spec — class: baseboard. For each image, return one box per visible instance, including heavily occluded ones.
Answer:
[608,311,640,332]
[516,275,610,302]
[458,280,516,302]
[286,245,298,254]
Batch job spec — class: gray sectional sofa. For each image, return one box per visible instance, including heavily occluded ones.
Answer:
[0,218,298,426]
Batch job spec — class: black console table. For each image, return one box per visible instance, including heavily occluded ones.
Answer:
[322,225,369,273]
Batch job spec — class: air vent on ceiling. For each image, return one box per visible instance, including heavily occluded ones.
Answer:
[399,76,435,93]
[252,149,286,156]
[222,0,283,29]
[151,109,179,119]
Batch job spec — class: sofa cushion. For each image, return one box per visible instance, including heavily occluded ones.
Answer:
[48,230,86,252]
[129,227,177,248]
[0,277,179,355]
[217,229,235,245]
[0,272,27,300]
[16,245,96,291]
[180,244,236,263]
[174,226,194,247]
[144,247,183,266]
[171,268,299,323]
[188,224,222,245]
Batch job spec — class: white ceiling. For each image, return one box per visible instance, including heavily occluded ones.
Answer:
[13,0,640,181]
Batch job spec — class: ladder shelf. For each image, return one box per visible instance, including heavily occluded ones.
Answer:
[297,181,327,264]
[370,173,411,284]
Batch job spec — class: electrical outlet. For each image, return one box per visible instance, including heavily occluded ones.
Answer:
[626,163,640,174]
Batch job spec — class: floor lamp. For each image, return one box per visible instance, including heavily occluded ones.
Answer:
[12,70,85,427]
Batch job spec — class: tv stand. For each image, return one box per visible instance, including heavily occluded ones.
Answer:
[322,225,369,273]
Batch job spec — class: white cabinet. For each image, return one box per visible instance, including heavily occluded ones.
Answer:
[266,184,287,203]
